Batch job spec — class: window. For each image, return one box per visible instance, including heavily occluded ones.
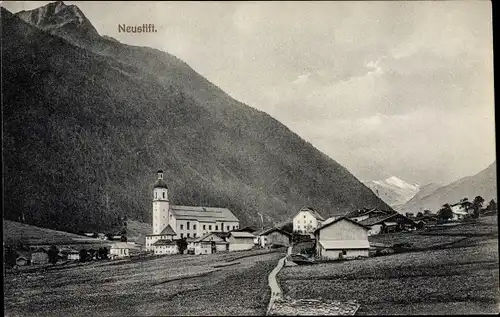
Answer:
[181,233,184,238]
[309,220,312,223]
[304,215,306,218]
[215,225,218,230]
[193,224,197,230]
[180,224,184,230]
[187,233,190,238]
[203,225,206,230]
[193,233,197,238]
[155,192,157,199]
[342,250,347,256]
[227,226,230,231]
[209,225,212,230]
[163,192,165,198]
[233,226,235,230]
[187,222,190,230]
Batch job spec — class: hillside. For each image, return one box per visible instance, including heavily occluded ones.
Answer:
[2,3,392,233]
[3,220,105,246]
[400,161,497,214]
[363,176,420,208]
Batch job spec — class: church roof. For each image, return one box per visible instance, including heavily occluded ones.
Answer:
[160,224,176,236]
[170,205,239,222]
[154,178,168,189]
[297,207,325,221]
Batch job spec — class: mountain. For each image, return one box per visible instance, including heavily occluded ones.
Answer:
[363,176,420,208]
[400,161,497,215]
[2,2,392,233]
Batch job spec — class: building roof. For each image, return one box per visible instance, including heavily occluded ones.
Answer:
[170,205,239,222]
[229,231,256,238]
[319,240,370,250]
[314,217,370,234]
[297,207,325,221]
[110,242,141,249]
[154,178,169,189]
[345,208,392,219]
[152,239,177,246]
[193,232,228,243]
[359,213,414,227]
[257,227,291,237]
[160,224,177,236]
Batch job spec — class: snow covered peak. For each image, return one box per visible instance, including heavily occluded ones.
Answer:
[384,176,419,191]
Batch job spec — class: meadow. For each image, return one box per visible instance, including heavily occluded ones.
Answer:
[278,216,499,315]
[5,248,284,316]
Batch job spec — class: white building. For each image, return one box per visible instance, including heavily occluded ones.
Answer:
[152,239,178,255]
[109,242,134,258]
[293,207,325,234]
[314,217,370,260]
[146,170,240,253]
[451,200,473,221]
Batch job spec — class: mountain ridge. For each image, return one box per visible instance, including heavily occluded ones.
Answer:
[3,3,393,233]
[363,176,420,208]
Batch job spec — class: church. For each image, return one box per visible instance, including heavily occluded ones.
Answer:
[145,170,240,253]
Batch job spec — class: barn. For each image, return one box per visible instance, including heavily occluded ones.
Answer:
[255,227,291,248]
[227,231,255,251]
[314,217,370,260]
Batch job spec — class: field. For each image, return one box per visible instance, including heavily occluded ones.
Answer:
[278,216,499,315]
[5,248,285,316]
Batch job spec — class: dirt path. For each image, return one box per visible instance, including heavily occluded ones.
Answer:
[267,246,292,314]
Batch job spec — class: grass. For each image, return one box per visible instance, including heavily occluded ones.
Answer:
[278,216,499,315]
[4,248,284,316]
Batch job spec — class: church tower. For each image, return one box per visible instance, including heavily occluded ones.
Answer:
[152,170,170,234]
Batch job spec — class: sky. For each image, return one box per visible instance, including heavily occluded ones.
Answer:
[3,1,496,186]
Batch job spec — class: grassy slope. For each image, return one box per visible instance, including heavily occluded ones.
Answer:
[4,249,284,316]
[3,7,392,233]
[3,220,105,246]
[278,216,499,315]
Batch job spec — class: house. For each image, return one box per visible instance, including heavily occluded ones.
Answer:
[359,213,416,236]
[255,227,291,248]
[146,170,240,247]
[31,247,49,264]
[346,208,393,223]
[145,224,176,251]
[227,231,255,251]
[109,242,139,258]
[414,215,439,228]
[451,200,473,220]
[151,239,178,255]
[293,207,325,234]
[192,232,229,255]
[67,250,80,261]
[314,217,370,260]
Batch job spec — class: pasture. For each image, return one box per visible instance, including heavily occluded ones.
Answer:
[278,216,499,315]
[5,248,284,316]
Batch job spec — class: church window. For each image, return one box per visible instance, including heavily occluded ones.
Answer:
[209,225,212,230]
[227,226,230,231]
[181,233,184,238]
[187,222,190,230]
[193,233,197,238]
[193,224,197,230]
[163,192,165,198]
[187,233,190,238]
[203,225,206,230]
[215,225,218,230]
[233,226,235,230]
[155,192,157,199]
[180,224,184,230]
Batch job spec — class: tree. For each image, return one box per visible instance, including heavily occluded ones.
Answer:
[423,209,432,215]
[120,235,127,242]
[48,245,59,264]
[416,212,424,218]
[5,244,17,268]
[438,204,453,221]
[176,238,188,254]
[79,249,88,262]
[486,199,497,212]
[472,196,485,218]
[98,247,109,260]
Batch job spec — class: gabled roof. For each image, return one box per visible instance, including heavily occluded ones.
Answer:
[296,207,325,221]
[314,217,370,234]
[229,231,256,238]
[345,208,392,219]
[152,239,177,246]
[193,232,228,243]
[160,224,176,236]
[359,213,415,226]
[257,227,291,237]
[170,205,239,222]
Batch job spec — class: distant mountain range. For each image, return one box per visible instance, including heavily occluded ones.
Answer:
[2,2,392,233]
[363,176,420,208]
[399,161,497,214]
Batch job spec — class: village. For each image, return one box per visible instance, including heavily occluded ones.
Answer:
[5,169,497,267]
